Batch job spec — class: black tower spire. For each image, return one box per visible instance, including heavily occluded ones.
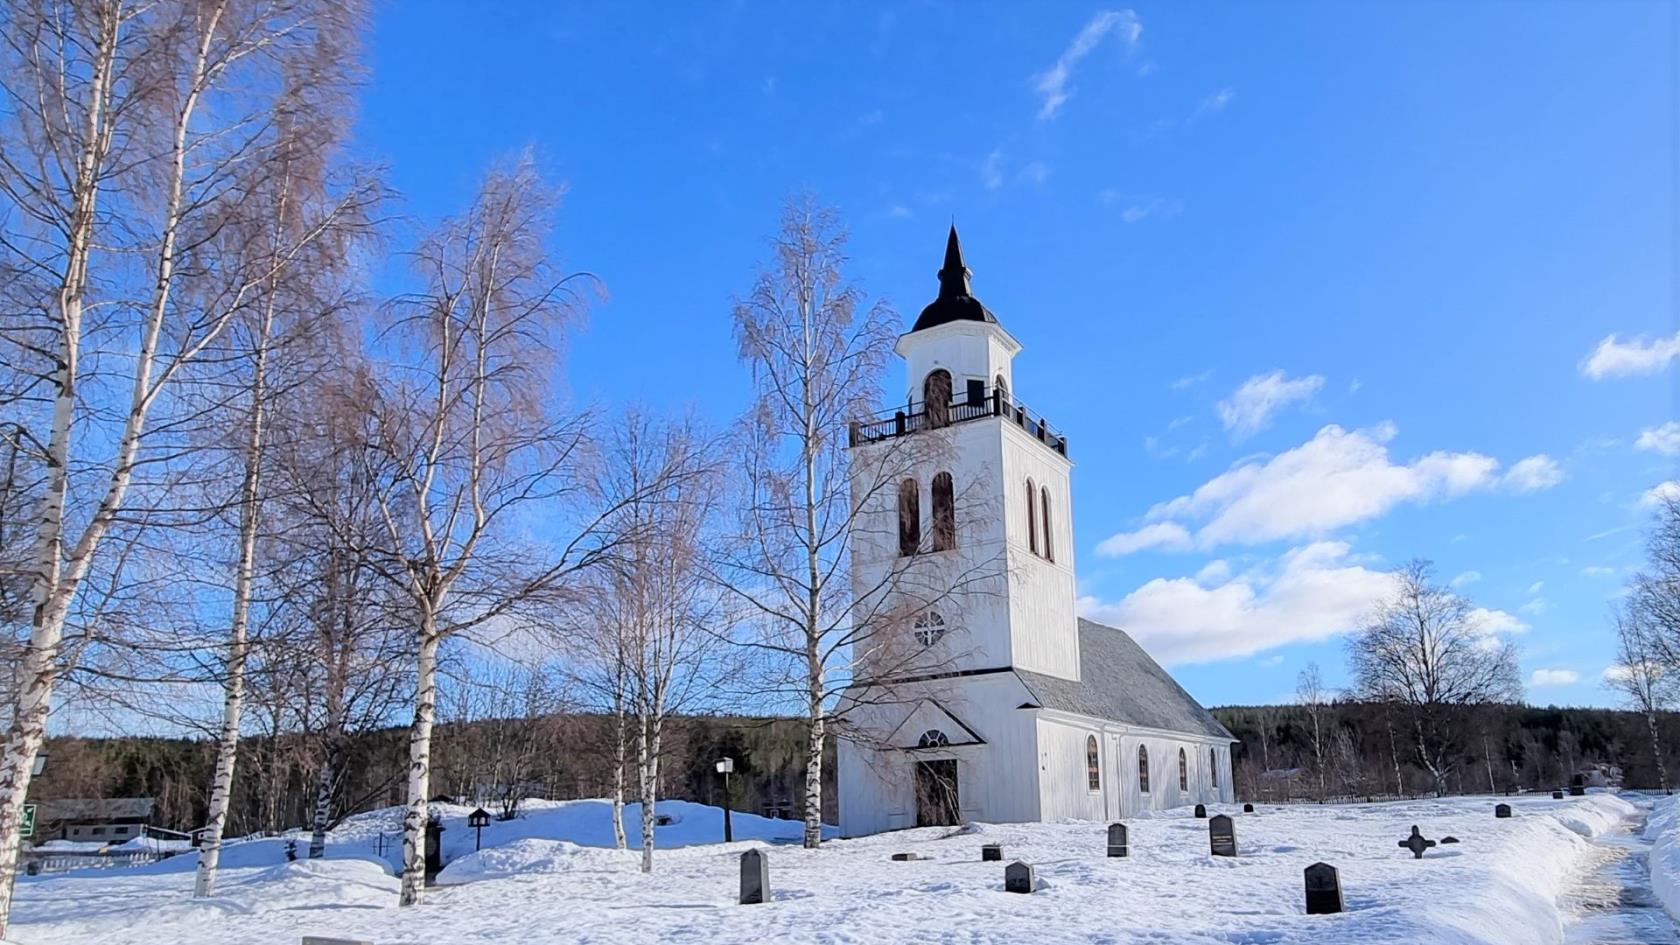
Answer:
[912,224,998,332]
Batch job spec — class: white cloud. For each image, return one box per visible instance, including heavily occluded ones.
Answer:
[1194,560,1231,585]
[981,150,1005,189]
[1216,370,1324,439]
[1095,521,1193,556]
[1256,654,1284,668]
[1581,565,1615,578]
[1502,455,1564,492]
[1468,607,1529,636]
[1171,371,1212,391]
[1136,422,1503,549]
[1032,10,1142,121]
[1530,668,1579,687]
[1450,570,1482,588]
[1527,581,1545,595]
[1078,541,1398,664]
[1637,422,1680,455]
[1580,330,1680,380]
[1641,480,1680,509]
[1519,599,1548,616]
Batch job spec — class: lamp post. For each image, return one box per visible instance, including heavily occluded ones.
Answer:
[715,757,735,843]
[467,807,490,852]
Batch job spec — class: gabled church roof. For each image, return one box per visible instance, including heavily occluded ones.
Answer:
[910,225,1000,332]
[1015,619,1235,741]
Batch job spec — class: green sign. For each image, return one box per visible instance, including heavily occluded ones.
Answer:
[19,804,35,839]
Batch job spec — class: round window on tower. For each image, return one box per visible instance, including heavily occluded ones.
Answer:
[913,610,947,646]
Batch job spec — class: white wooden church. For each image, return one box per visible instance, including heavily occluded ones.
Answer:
[836,228,1236,836]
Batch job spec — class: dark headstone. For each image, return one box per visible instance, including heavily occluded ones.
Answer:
[1494,803,1512,819]
[1193,803,1207,819]
[1441,836,1459,844]
[890,852,921,861]
[423,817,444,882]
[1209,814,1237,857]
[285,839,298,862]
[1004,860,1035,894]
[1107,822,1128,858]
[1303,862,1343,915]
[1398,825,1436,859]
[1569,784,1586,797]
[24,860,39,876]
[981,843,1003,862]
[739,849,769,905]
[1242,803,1255,814]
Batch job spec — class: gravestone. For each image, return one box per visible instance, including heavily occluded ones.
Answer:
[423,817,444,883]
[1398,825,1436,859]
[982,843,1003,862]
[24,860,39,877]
[1004,860,1035,894]
[1193,803,1207,819]
[1441,836,1459,844]
[739,849,769,905]
[1209,814,1237,857]
[1495,803,1512,819]
[285,840,298,862]
[1107,822,1128,858]
[1303,862,1343,915]
[1569,782,1586,797]
[1242,803,1255,814]
[1552,790,1564,800]
[302,938,373,945]
[890,852,921,861]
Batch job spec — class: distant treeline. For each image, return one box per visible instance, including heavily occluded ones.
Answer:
[32,715,835,838]
[1215,701,1680,800]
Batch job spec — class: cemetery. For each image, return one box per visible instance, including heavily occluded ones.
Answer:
[7,791,1676,945]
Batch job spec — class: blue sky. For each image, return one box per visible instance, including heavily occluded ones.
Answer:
[357,2,1675,708]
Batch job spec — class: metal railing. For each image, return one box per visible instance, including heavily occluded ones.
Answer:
[848,385,1069,457]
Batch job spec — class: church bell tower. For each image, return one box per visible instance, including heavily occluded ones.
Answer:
[849,227,1081,682]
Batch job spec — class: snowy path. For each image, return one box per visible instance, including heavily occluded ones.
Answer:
[1561,804,1680,945]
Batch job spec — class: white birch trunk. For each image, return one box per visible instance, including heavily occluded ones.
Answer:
[637,719,653,873]
[399,626,440,906]
[611,701,628,851]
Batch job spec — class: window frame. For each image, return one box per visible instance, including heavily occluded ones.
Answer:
[1026,478,1038,555]
[1086,735,1101,792]
[1040,485,1054,562]
[1210,748,1220,788]
[898,478,921,556]
[1178,747,1189,792]
[931,471,956,551]
[1137,745,1151,795]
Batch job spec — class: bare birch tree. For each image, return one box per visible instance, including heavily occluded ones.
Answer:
[1346,560,1523,796]
[1296,662,1329,799]
[0,0,369,925]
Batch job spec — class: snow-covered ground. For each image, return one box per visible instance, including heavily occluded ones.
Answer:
[8,793,1651,945]
[1645,793,1680,922]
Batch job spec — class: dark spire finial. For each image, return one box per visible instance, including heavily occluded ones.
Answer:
[937,224,972,299]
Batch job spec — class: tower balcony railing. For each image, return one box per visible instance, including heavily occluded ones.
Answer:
[847,384,1069,457]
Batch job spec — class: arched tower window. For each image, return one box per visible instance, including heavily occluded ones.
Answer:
[931,471,955,551]
[1026,478,1038,555]
[1137,746,1151,794]
[1178,748,1189,792]
[994,373,1008,403]
[898,479,920,556]
[1086,735,1101,791]
[1210,748,1220,788]
[1040,486,1054,562]
[924,369,953,428]
[917,730,950,748]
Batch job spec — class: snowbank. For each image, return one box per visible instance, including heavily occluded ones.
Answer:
[8,794,1643,945]
[1644,793,1680,922]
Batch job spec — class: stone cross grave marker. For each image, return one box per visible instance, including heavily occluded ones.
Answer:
[1107,822,1128,858]
[740,849,769,905]
[1209,814,1237,857]
[1398,825,1436,859]
[982,843,1002,862]
[1495,803,1512,819]
[1303,862,1343,915]
[1004,860,1035,894]
[1193,803,1207,819]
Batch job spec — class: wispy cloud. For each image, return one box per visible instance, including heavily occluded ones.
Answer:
[981,150,1005,190]
[1032,9,1142,121]
[1170,370,1212,391]
[1530,668,1579,687]
[1502,455,1564,493]
[1450,570,1482,588]
[1642,480,1680,509]
[1580,330,1680,379]
[1190,86,1233,120]
[1216,370,1324,439]
[1637,421,1680,455]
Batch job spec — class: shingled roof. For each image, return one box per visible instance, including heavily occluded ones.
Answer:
[1014,619,1235,741]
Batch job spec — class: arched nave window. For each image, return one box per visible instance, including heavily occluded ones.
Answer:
[1026,478,1038,555]
[1137,746,1151,795]
[1210,748,1220,788]
[1178,748,1189,792]
[1040,486,1054,562]
[931,471,955,551]
[898,478,920,557]
[1086,735,1101,791]
[917,730,950,748]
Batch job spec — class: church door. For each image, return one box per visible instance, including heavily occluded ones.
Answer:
[914,760,960,827]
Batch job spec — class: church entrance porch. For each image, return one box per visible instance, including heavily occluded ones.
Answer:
[914,760,960,827]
